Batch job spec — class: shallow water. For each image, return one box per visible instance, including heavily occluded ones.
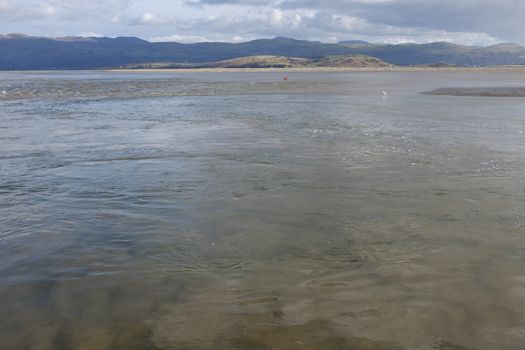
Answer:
[1,71,525,349]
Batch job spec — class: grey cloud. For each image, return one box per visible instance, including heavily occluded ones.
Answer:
[0,2,56,22]
[0,0,521,45]
[0,0,133,22]
[183,0,270,5]
[182,0,525,43]
[295,0,525,42]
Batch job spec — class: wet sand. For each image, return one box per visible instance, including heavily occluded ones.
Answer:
[423,87,525,97]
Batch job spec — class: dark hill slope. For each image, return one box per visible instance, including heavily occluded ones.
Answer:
[1,34,525,70]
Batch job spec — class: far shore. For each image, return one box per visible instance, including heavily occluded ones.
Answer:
[2,66,525,74]
[106,66,525,73]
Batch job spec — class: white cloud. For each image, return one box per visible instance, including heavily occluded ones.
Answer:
[132,12,170,25]
[0,0,522,46]
[151,33,208,42]
[151,33,247,43]
[41,5,56,16]
[79,31,103,37]
[178,0,525,44]
[375,31,500,46]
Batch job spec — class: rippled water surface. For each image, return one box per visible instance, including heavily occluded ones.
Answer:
[1,71,525,349]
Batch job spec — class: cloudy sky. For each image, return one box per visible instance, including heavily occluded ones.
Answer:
[0,0,524,45]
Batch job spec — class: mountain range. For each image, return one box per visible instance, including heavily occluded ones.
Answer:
[1,34,525,70]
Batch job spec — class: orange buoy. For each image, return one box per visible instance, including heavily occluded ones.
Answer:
[283,76,288,81]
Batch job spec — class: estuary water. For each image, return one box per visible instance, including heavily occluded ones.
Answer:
[1,71,525,349]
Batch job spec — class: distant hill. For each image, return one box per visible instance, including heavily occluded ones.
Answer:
[352,42,525,66]
[338,40,371,45]
[125,55,393,69]
[1,34,525,70]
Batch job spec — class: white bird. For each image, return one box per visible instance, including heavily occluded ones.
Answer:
[382,91,388,96]
[1,90,6,95]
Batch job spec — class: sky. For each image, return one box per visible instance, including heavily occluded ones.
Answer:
[0,0,524,46]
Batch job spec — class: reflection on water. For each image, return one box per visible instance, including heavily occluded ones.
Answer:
[1,71,525,349]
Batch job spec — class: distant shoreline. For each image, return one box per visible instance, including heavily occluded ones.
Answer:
[106,66,525,73]
[1,66,525,74]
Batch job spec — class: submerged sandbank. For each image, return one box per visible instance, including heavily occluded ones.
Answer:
[423,87,525,97]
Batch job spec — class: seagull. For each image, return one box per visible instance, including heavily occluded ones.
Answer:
[382,91,388,96]
[1,90,6,95]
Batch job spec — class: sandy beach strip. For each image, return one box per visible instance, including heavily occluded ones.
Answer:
[106,66,525,73]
